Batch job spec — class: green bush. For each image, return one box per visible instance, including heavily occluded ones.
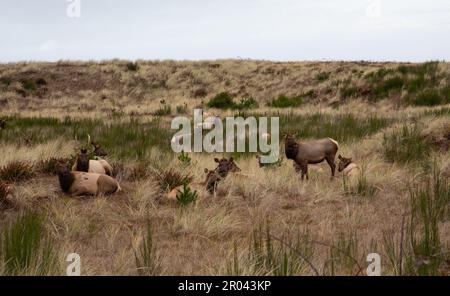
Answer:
[234,97,258,110]
[316,72,330,82]
[207,93,258,110]
[413,89,446,106]
[363,62,448,104]
[20,79,36,91]
[207,92,235,109]
[177,151,191,166]
[269,95,303,108]
[176,183,198,207]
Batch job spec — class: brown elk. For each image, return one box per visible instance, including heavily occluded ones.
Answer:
[337,155,360,178]
[58,164,120,196]
[72,148,113,176]
[167,157,241,200]
[285,134,339,180]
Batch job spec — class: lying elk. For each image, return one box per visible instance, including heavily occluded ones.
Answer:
[285,134,339,180]
[72,148,113,176]
[58,164,120,196]
[167,157,241,199]
[337,155,360,178]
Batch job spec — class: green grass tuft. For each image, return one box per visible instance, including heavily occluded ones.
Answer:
[1,212,58,275]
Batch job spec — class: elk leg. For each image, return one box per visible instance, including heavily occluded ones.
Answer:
[299,162,308,180]
[303,164,309,180]
[325,156,336,178]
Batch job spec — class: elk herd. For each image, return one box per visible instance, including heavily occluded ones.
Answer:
[1,117,359,198]
[55,134,359,199]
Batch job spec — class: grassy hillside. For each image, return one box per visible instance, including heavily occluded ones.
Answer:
[1,60,450,118]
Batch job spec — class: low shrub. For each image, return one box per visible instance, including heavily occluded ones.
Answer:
[269,95,303,108]
[207,92,235,109]
[176,183,198,207]
[0,161,34,182]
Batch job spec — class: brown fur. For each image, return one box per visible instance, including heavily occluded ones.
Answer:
[73,149,113,176]
[205,157,241,194]
[167,157,241,199]
[76,148,90,172]
[58,165,120,196]
[285,134,339,180]
[338,155,360,178]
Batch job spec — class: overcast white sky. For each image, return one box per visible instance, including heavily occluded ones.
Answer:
[1,0,449,62]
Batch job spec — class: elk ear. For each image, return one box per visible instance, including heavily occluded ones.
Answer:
[214,158,220,163]
[338,154,342,160]
[229,157,234,162]
[204,168,209,173]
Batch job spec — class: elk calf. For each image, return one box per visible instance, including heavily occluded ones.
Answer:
[337,155,360,178]
[167,157,241,200]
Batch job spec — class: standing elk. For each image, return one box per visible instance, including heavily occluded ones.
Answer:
[285,134,339,180]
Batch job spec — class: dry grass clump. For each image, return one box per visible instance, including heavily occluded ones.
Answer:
[36,157,70,175]
[0,180,14,210]
[0,161,35,182]
[154,168,193,192]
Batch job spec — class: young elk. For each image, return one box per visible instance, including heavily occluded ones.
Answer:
[167,157,241,200]
[285,134,339,180]
[58,164,120,196]
[337,155,360,178]
[204,157,241,194]
[72,148,113,176]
